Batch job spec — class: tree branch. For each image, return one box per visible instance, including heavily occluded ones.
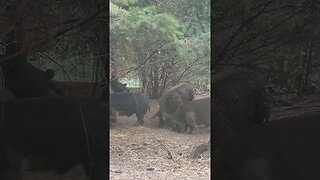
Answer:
[174,58,199,85]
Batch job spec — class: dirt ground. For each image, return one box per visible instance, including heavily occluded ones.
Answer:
[110,97,211,180]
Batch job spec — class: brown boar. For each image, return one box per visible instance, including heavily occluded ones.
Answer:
[153,83,195,127]
[173,96,210,134]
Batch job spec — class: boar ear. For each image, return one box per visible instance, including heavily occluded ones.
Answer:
[46,69,55,80]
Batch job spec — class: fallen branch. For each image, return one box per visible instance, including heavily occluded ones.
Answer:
[156,138,176,163]
[37,52,72,82]
[174,58,199,85]
[277,99,314,111]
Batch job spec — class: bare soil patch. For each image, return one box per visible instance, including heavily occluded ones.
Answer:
[110,98,211,180]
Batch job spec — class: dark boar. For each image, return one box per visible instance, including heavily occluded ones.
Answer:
[110,92,149,125]
[1,55,58,98]
[110,75,129,93]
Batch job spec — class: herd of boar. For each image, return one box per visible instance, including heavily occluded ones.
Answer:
[110,68,270,134]
[109,69,268,140]
[110,68,271,147]
[110,78,211,133]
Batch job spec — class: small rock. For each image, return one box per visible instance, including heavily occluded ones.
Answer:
[113,170,122,173]
[136,146,144,150]
[147,167,155,171]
